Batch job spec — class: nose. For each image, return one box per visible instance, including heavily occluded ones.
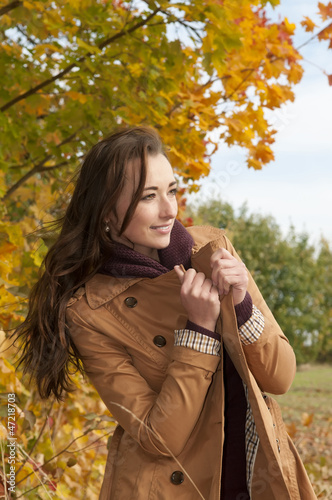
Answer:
[159,195,178,219]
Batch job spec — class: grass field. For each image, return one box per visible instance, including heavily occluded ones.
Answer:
[275,364,332,499]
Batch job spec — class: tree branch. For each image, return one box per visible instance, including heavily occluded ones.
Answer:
[39,160,70,173]
[223,68,256,101]
[2,130,80,201]
[0,7,161,112]
[161,10,203,43]
[0,0,22,17]
[2,163,47,201]
[296,21,332,51]
[16,24,38,47]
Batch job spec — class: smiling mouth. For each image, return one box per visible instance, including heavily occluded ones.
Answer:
[150,223,173,231]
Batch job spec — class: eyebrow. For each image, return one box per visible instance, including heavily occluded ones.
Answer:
[143,181,177,191]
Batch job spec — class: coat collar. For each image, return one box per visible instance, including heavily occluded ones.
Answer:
[69,225,226,310]
[85,275,145,309]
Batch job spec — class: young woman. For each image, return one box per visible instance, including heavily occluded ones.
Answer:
[16,127,316,499]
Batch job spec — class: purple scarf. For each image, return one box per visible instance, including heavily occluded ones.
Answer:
[100,219,194,279]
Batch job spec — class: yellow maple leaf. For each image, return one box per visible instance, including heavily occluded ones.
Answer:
[283,17,296,35]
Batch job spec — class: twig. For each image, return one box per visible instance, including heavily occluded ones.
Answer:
[15,424,99,486]
[16,24,37,47]
[15,445,53,499]
[15,400,54,477]
[0,441,7,499]
[296,21,332,52]
[66,428,114,454]
[161,10,204,43]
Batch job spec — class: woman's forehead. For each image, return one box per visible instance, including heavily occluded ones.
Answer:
[145,154,175,183]
[124,154,174,189]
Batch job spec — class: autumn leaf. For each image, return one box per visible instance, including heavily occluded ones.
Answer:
[301,16,317,32]
[318,1,332,21]
[286,421,298,439]
[302,412,314,427]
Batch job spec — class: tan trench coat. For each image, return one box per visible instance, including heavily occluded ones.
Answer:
[66,225,317,500]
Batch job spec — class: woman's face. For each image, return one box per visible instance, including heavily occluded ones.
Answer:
[110,153,178,260]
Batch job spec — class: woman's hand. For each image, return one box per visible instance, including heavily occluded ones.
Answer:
[174,266,221,332]
[210,248,248,306]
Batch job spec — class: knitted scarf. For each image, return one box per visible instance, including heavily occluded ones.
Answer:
[100,219,194,278]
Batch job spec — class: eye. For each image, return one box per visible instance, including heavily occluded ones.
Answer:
[142,193,155,201]
[169,188,178,196]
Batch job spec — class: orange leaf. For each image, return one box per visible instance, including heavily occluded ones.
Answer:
[328,74,332,85]
[318,22,332,40]
[300,17,317,33]
[286,421,297,439]
[318,2,332,21]
[301,412,314,427]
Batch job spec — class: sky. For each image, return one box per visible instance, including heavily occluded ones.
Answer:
[187,0,332,246]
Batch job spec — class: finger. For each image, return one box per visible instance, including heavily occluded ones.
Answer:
[214,267,248,295]
[199,277,214,296]
[187,272,207,295]
[211,260,243,285]
[215,267,246,279]
[215,277,231,295]
[178,269,206,296]
[210,248,233,267]
[212,258,243,270]
[174,265,185,284]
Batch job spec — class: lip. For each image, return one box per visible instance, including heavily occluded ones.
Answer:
[150,222,174,233]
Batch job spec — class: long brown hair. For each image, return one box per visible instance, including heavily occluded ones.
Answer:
[14,126,166,400]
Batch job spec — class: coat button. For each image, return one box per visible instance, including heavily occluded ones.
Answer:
[153,335,166,347]
[170,471,184,485]
[124,297,137,308]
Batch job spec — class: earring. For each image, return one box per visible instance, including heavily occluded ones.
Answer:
[105,221,110,232]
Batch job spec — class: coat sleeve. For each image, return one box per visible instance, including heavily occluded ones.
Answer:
[223,235,297,395]
[66,302,220,458]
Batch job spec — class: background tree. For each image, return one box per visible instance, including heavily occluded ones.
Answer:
[186,198,332,364]
[314,239,332,363]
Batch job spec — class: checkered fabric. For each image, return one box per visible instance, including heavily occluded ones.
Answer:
[243,384,260,495]
[239,305,265,345]
[174,329,221,356]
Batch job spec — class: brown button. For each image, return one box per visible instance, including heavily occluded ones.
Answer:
[153,335,166,347]
[124,297,137,308]
[170,471,184,485]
